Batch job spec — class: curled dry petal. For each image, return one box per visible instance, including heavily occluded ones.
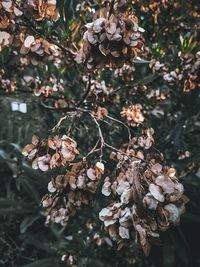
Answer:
[48,181,56,193]
[87,168,96,180]
[119,226,130,239]
[164,204,180,224]
[143,193,158,210]
[95,162,104,173]
[149,183,165,202]
[24,36,35,48]
[155,175,175,194]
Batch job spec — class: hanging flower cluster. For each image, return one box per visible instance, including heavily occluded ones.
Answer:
[0,0,22,30]
[99,149,188,255]
[22,135,79,171]
[131,128,154,150]
[20,35,60,65]
[121,104,145,126]
[27,0,59,21]
[41,161,104,226]
[22,74,64,97]
[75,7,144,69]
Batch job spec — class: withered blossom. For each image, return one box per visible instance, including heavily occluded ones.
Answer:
[99,148,188,255]
[121,104,145,126]
[22,134,79,171]
[75,6,144,69]
[41,161,104,226]
[27,0,59,21]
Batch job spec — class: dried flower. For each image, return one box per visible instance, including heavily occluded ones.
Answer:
[99,147,188,255]
[121,104,145,126]
[75,7,144,69]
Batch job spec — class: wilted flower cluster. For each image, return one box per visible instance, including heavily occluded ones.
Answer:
[0,0,22,30]
[114,63,136,81]
[150,51,199,93]
[131,128,154,150]
[22,74,64,97]
[22,135,79,171]
[92,106,108,120]
[83,75,112,96]
[20,35,60,65]
[0,0,22,51]
[0,69,16,92]
[41,161,104,226]
[146,88,169,101]
[99,149,188,255]
[27,0,59,21]
[75,6,144,69]
[121,104,145,126]
[0,31,11,51]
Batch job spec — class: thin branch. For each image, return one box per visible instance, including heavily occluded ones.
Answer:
[77,75,91,107]
[105,114,132,147]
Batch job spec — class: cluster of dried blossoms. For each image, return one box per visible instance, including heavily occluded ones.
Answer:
[20,35,60,65]
[41,161,104,226]
[150,51,200,93]
[0,0,22,29]
[131,128,154,150]
[99,148,188,255]
[92,106,108,120]
[0,69,16,92]
[121,104,145,126]
[26,0,58,21]
[22,135,79,172]
[0,0,22,51]
[22,74,64,97]
[114,63,136,81]
[75,5,144,69]
[82,75,113,97]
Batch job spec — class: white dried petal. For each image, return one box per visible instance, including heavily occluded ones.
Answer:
[104,219,117,227]
[77,175,85,189]
[96,161,104,173]
[102,181,111,196]
[32,158,39,170]
[143,193,158,210]
[14,7,23,16]
[27,148,37,160]
[155,175,175,194]
[120,188,131,204]
[164,204,180,224]
[87,168,96,180]
[2,1,12,12]
[48,181,56,193]
[119,226,130,239]
[24,36,35,48]
[38,156,49,172]
[116,181,130,195]
[0,31,11,46]
[42,198,52,208]
[149,183,165,202]
[99,208,112,220]
[61,147,71,159]
[106,22,117,35]
[151,163,162,174]
[93,18,105,33]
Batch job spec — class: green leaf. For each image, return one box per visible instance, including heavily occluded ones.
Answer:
[22,258,59,267]
[20,214,41,234]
